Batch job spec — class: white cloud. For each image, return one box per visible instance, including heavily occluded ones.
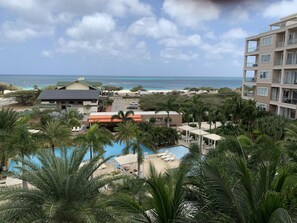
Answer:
[55,30,150,60]
[222,28,248,40]
[128,17,178,39]
[41,50,53,58]
[0,21,53,42]
[105,0,152,17]
[229,6,250,23]
[263,0,297,18]
[200,40,244,59]
[66,13,115,40]
[162,0,220,28]
[160,48,198,61]
[159,34,201,47]
[204,31,215,40]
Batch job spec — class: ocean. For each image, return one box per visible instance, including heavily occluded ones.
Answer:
[0,75,242,90]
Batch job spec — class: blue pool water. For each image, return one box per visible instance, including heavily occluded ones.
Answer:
[158,145,189,159]
[9,142,153,171]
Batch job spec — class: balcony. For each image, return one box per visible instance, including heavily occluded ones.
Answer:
[245,77,257,83]
[276,41,285,47]
[247,47,259,53]
[288,38,297,45]
[271,96,279,101]
[243,92,254,97]
[246,63,258,68]
[274,59,283,66]
[282,98,297,104]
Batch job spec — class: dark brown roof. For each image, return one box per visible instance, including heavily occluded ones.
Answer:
[38,90,100,100]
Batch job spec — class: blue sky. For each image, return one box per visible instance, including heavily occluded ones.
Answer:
[0,0,296,77]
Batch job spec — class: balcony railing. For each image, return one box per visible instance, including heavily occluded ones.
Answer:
[272,78,281,84]
[247,47,259,53]
[245,77,257,82]
[274,59,283,66]
[288,38,297,45]
[276,41,285,47]
[243,92,254,97]
[246,63,258,68]
[282,98,297,104]
[283,81,297,85]
[271,96,279,101]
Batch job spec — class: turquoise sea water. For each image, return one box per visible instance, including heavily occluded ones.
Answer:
[0,74,242,90]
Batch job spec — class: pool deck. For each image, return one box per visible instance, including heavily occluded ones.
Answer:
[93,154,180,178]
[177,140,209,155]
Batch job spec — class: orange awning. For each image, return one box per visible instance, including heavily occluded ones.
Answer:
[88,114,142,123]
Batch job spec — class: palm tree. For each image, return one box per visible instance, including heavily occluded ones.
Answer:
[75,123,113,161]
[178,106,192,125]
[116,163,193,222]
[0,148,119,222]
[0,107,18,132]
[38,120,71,153]
[255,115,287,141]
[115,121,155,177]
[6,119,37,188]
[60,108,82,128]
[111,110,134,122]
[191,102,207,129]
[284,123,297,162]
[189,146,294,223]
[241,99,259,133]
[0,108,18,168]
[155,96,177,127]
[207,107,219,131]
[224,95,244,124]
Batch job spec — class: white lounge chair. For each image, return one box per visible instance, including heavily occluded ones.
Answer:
[161,153,172,159]
[165,156,176,162]
[157,150,168,157]
[76,126,81,132]
[72,127,76,132]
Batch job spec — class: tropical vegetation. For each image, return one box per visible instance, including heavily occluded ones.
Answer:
[1,91,297,222]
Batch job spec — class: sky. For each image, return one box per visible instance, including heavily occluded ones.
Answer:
[0,0,296,77]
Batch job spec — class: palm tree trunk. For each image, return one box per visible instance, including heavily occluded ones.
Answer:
[21,150,28,189]
[90,146,93,160]
[137,161,141,178]
[90,145,94,179]
[167,113,170,128]
[51,145,55,154]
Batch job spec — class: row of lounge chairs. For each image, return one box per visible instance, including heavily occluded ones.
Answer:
[157,151,176,163]
[181,135,193,141]
[72,126,82,132]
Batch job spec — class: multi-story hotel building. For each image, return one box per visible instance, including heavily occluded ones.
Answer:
[242,13,297,119]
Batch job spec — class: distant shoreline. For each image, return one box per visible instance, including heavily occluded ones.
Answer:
[0,74,242,91]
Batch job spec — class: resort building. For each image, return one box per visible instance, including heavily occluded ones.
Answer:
[88,111,183,126]
[242,13,297,119]
[38,79,103,114]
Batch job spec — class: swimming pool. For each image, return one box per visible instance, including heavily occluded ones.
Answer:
[158,145,189,159]
[8,142,153,171]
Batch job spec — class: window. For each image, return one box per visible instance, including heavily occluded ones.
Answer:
[257,87,268,96]
[262,36,273,46]
[256,103,267,111]
[289,32,296,45]
[261,54,271,63]
[259,71,270,79]
[284,70,297,84]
